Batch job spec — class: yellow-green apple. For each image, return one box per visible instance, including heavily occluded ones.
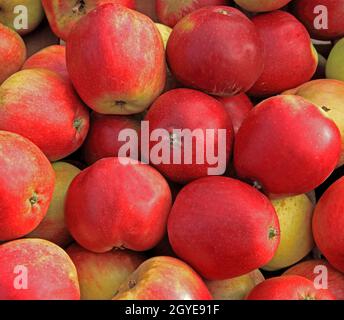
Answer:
[66,243,145,300]
[27,162,80,247]
[234,0,292,12]
[156,0,228,27]
[206,270,265,300]
[284,79,344,167]
[0,69,90,161]
[155,23,172,49]
[0,0,44,35]
[167,6,264,96]
[42,0,135,40]
[66,4,166,115]
[326,38,344,82]
[263,194,314,271]
[0,23,26,84]
[113,256,213,300]
[0,239,80,299]
[0,131,55,241]
[248,11,318,97]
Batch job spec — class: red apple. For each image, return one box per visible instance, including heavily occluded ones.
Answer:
[166,6,264,96]
[0,69,90,161]
[294,0,344,40]
[144,88,233,184]
[217,93,254,135]
[247,275,334,300]
[0,23,26,84]
[82,112,141,165]
[168,176,280,280]
[42,0,135,40]
[65,157,172,253]
[0,131,55,241]
[66,3,166,115]
[248,11,318,97]
[22,45,68,82]
[234,95,341,196]
[234,0,292,12]
[113,256,212,300]
[156,0,228,27]
[0,239,80,300]
[313,176,344,273]
[66,243,145,300]
[284,259,344,300]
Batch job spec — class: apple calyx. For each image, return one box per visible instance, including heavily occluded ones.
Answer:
[321,106,331,112]
[73,118,83,132]
[29,193,39,206]
[72,0,86,15]
[268,227,279,240]
[128,279,137,289]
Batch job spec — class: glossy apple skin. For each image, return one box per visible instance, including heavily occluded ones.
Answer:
[65,158,172,253]
[22,45,68,82]
[0,23,26,84]
[167,6,264,96]
[248,11,317,97]
[217,93,254,135]
[0,131,55,241]
[284,259,344,300]
[66,4,166,115]
[247,275,334,300]
[156,0,228,27]
[234,95,341,196]
[294,0,344,40]
[0,69,90,161]
[82,112,141,165]
[0,239,80,300]
[42,0,135,40]
[66,244,145,300]
[313,177,344,273]
[113,256,213,300]
[326,38,344,82]
[234,0,292,12]
[168,176,280,280]
[144,88,233,184]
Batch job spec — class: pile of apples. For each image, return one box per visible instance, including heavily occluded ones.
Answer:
[1,0,344,301]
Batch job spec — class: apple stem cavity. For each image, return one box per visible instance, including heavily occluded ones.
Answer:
[128,279,137,289]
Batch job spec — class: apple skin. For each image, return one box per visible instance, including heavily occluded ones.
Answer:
[65,157,172,253]
[168,176,280,280]
[0,0,44,35]
[42,0,135,40]
[156,0,228,27]
[293,0,344,40]
[206,270,265,300]
[144,88,233,184]
[234,0,292,12]
[248,11,317,97]
[247,275,334,300]
[0,239,80,300]
[0,131,55,241]
[167,6,264,97]
[82,112,141,165]
[284,79,344,167]
[66,243,145,300]
[234,95,341,196]
[326,38,344,82]
[284,259,344,300]
[113,256,213,300]
[0,69,90,161]
[27,162,81,247]
[22,45,68,82]
[66,3,166,115]
[217,93,254,135]
[0,23,26,84]
[313,176,344,273]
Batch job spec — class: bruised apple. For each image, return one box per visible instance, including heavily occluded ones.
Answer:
[168,176,280,280]
[0,239,80,300]
[66,4,166,115]
[234,95,341,196]
[65,158,172,253]
[0,131,55,241]
[167,6,264,96]
[234,0,292,12]
[0,69,89,161]
[66,244,145,300]
[113,256,212,300]
[42,0,135,40]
